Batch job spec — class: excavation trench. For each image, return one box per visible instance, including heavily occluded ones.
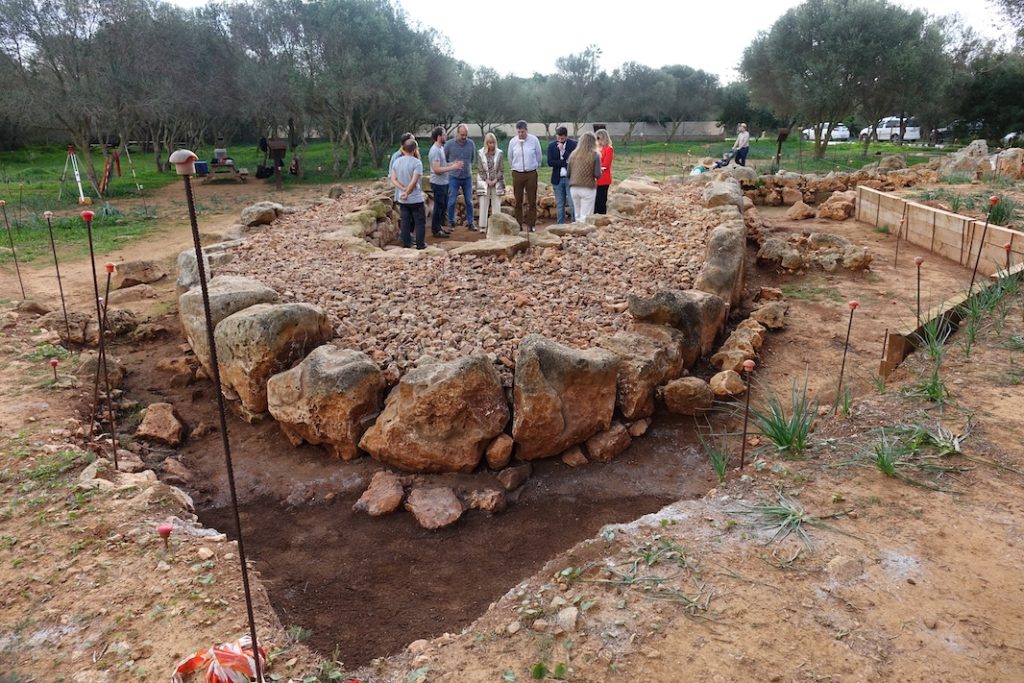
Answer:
[193,414,712,667]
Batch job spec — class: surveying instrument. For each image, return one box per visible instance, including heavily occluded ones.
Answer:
[59,145,93,205]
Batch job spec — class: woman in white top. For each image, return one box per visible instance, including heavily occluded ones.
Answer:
[476,133,506,230]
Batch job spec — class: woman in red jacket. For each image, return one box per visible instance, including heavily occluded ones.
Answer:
[595,128,614,214]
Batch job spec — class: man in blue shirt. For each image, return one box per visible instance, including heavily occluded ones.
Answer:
[547,126,576,224]
[443,124,476,231]
[508,120,543,232]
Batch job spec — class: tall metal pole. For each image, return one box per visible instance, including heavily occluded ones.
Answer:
[968,196,999,295]
[833,300,859,415]
[914,256,924,327]
[739,359,755,470]
[44,211,71,343]
[169,149,262,681]
[0,200,25,299]
[81,210,119,471]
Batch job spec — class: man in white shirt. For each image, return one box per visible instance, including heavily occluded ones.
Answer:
[733,123,751,167]
[508,120,543,232]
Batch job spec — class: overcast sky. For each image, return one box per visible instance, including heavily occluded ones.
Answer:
[169,0,1011,82]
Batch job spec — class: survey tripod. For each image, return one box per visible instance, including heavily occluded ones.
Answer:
[58,145,92,205]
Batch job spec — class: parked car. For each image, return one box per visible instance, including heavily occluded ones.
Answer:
[931,120,984,144]
[859,116,921,142]
[801,123,850,141]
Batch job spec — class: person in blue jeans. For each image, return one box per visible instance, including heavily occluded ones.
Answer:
[390,138,427,249]
[547,126,576,224]
[443,123,476,230]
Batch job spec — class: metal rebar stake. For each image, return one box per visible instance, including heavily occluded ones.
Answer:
[44,212,72,343]
[833,301,858,415]
[1,201,26,299]
[172,149,262,681]
[82,211,119,471]
[739,360,755,470]
[968,197,998,295]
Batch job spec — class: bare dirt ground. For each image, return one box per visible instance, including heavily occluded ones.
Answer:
[1,174,1023,682]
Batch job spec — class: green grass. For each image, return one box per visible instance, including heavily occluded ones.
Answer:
[0,211,155,265]
[27,450,84,483]
[698,431,730,483]
[989,196,1018,227]
[779,283,843,303]
[748,378,818,457]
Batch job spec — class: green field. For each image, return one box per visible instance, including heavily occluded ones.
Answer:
[0,137,955,267]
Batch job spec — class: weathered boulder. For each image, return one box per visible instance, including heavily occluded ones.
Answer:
[175,240,241,294]
[561,446,589,467]
[937,139,990,178]
[14,300,50,315]
[39,309,135,345]
[627,289,726,357]
[703,180,743,212]
[450,235,530,258]
[584,422,632,463]
[710,347,754,372]
[353,470,405,516]
[996,148,1024,180]
[485,212,521,239]
[627,322,693,378]
[877,155,906,172]
[107,284,159,304]
[715,165,758,187]
[840,245,873,270]
[112,260,165,289]
[607,193,638,215]
[512,335,618,460]
[404,487,463,529]
[76,352,125,389]
[359,355,509,473]
[662,377,714,415]
[757,237,802,270]
[751,301,789,329]
[785,200,817,220]
[817,199,855,221]
[618,178,662,194]
[135,403,184,445]
[328,184,346,199]
[781,188,804,206]
[179,275,279,376]
[596,331,675,420]
[548,223,596,237]
[695,218,747,308]
[710,370,746,397]
[240,201,284,227]
[266,345,385,460]
[215,303,332,416]
[528,231,563,249]
[464,488,506,513]
[485,434,514,469]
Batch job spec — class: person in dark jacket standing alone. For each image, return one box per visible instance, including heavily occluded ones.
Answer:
[547,126,576,224]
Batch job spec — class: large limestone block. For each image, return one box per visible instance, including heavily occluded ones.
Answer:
[937,139,989,177]
[627,289,726,358]
[449,235,530,258]
[215,303,332,415]
[179,275,279,375]
[627,322,693,378]
[786,200,817,220]
[512,335,618,460]
[996,148,1024,180]
[662,377,714,415]
[702,179,743,212]
[548,222,596,237]
[240,201,283,227]
[267,346,385,460]
[485,212,521,239]
[112,260,166,289]
[694,219,747,308]
[176,240,243,294]
[595,332,674,420]
[359,355,509,473]
[607,194,638,215]
[618,178,662,194]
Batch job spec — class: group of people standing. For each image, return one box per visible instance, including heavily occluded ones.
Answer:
[389,121,614,249]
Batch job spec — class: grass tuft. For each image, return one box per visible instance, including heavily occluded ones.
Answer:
[748,378,817,457]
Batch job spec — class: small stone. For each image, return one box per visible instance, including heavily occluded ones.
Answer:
[353,470,405,516]
[196,547,214,561]
[135,403,184,445]
[710,370,746,397]
[464,488,507,513]
[751,301,788,329]
[556,606,579,632]
[924,618,938,630]
[485,434,514,470]
[560,446,589,467]
[584,422,632,463]
[506,621,522,635]
[826,555,864,583]
[627,418,651,437]
[156,561,170,572]
[404,487,463,529]
[496,463,531,491]
[407,639,429,654]
[532,618,549,632]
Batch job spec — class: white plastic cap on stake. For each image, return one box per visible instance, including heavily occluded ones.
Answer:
[169,149,198,176]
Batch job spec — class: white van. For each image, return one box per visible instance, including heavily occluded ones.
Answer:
[859,116,921,142]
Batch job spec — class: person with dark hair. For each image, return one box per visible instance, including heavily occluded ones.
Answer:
[428,126,462,238]
[444,123,476,230]
[508,120,543,232]
[567,132,602,222]
[594,128,614,214]
[390,138,427,249]
[389,132,415,176]
[547,126,576,224]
